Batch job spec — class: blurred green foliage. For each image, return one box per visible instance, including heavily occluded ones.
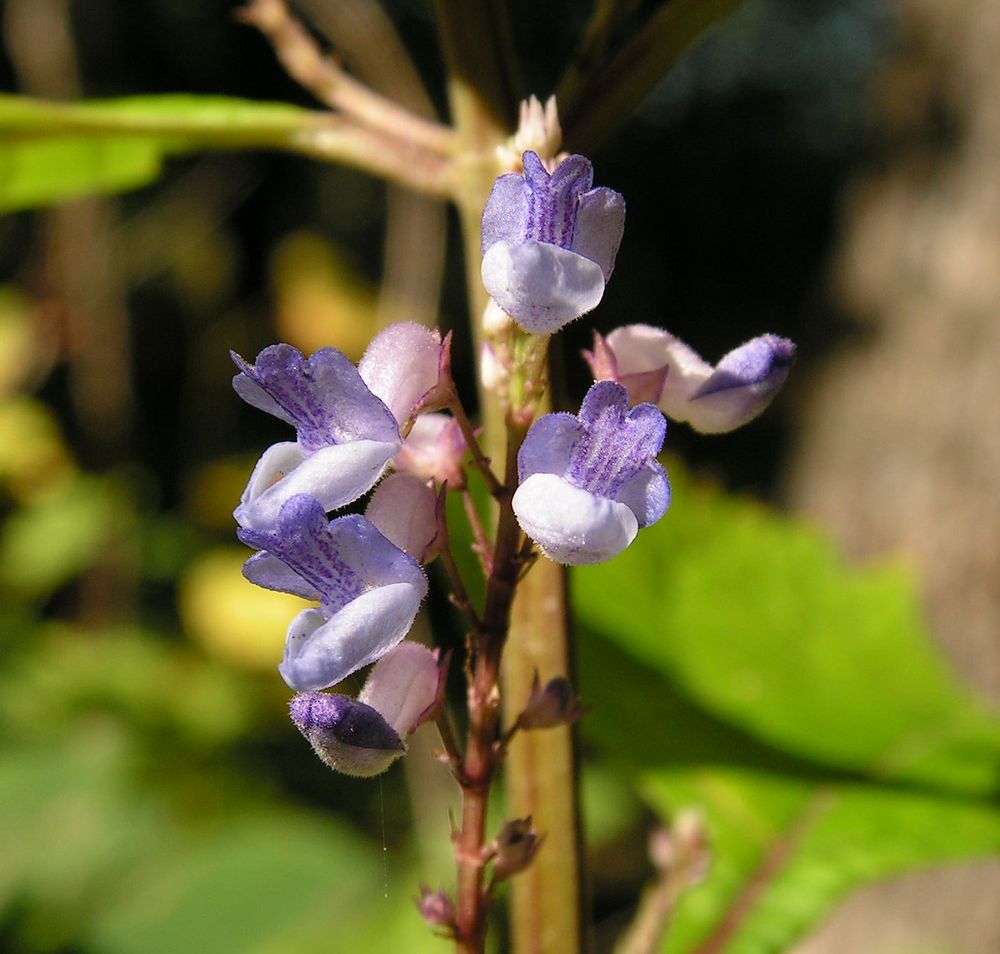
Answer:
[575,466,1000,953]
[0,0,996,951]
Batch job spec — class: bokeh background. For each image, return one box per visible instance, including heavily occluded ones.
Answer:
[1,0,999,951]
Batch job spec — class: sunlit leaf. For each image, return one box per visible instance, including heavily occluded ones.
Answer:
[574,461,1000,953]
[0,94,317,212]
[573,463,1000,794]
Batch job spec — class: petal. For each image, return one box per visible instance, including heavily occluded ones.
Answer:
[567,382,666,498]
[240,499,427,614]
[512,472,638,565]
[358,323,445,426]
[571,187,626,281]
[234,438,399,531]
[614,460,671,528]
[231,363,297,426]
[365,473,439,562]
[358,642,441,737]
[481,173,529,252]
[241,551,322,601]
[516,412,581,483]
[278,579,426,690]
[481,240,606,335]
[676,334,795,434]
[232,344,399,452]
[289,692,405,778]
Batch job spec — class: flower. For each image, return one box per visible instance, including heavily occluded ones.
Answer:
[585,325,796,434]
[232,344,400,530]
[481,151,625,335]
[289,642,446,778]
[238,494,428,691]
[512,381,669,565]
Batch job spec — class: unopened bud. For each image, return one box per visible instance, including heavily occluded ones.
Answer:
[393,413,467,489]
[518,671,587,729]
[480,341,508,392]
[483,299,514,334]
[289,691,405,778]
[416,884,456,935]
[359,643,447,738]
[649,809,710,885]
[365,472,440,562]
[490,817,544,882]
[358,323,453,427]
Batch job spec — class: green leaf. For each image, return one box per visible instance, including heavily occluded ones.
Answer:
[0,136,165,211]
[642,767,1000,954]
[573,463,1000,954]
[0,475,123,599]
[88,810,385,954]
[573,464,1000,794]
[0,94,318,212]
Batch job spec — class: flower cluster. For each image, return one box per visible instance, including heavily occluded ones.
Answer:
[232,323,461,770]
[232,145,795,778]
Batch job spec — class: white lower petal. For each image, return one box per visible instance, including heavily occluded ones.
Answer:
[512,473,638,566]
[278,582,424,691]
[235,439,399,530]
[481,241,605,335]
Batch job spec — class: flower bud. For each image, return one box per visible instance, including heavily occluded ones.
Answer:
[518,671,586,729]
[358,642,447,738]
[358,323,452,427]
[289,691,405,778]
[587,324,795,434]
[416,884,456,936]
[392,413,468,489]
[479,342,508,393]
[490,817,544,882]
[649,809,710,885]
[365,473,441,562]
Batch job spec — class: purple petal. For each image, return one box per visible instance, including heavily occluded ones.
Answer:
[512,473,638,565]
[481,173,529,253]
[571,187,626,281]
[238,495,427,616]
[242,551,321,601]
[567,382,666,499]
[522,152,594,249]
[231,344,399,453]
[289,691,405,777]
[481,241,605,334]
[694,335,796,397]
[615,461,671,529]
[685,335,796,434]
[517,412,581,483]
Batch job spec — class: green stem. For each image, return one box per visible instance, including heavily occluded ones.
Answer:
[0,93,454,196]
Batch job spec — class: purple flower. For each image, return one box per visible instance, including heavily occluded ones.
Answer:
[481,151,625,335]
[289,643,446,777]
[512,381,669,565]
[238,494,428,691]
[585,325,796,434]
[232,344,401,530]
